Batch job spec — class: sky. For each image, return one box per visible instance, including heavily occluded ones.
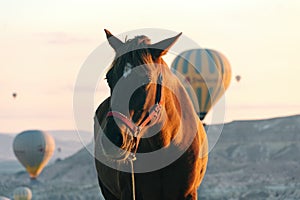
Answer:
[1,0,300,133]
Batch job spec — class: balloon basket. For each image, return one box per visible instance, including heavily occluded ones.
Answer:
[29,178,40,185]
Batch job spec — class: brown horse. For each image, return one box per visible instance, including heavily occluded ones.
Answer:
[94,29,208,200]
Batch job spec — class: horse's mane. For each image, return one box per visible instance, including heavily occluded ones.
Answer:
[106,35,154,89]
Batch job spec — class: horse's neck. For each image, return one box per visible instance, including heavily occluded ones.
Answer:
[157,67,200,148]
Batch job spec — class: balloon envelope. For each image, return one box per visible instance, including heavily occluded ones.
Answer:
[171,49,231,120]
[13,187,32,200]
[12,93,17,98]
[13,130,55,179]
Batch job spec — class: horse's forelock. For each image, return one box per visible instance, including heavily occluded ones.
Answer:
[125,35,151,45]
[106,35,155,88]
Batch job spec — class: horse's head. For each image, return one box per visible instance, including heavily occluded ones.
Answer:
[101,29,181,160]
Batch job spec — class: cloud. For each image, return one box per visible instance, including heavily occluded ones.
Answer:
[35,32,95,45]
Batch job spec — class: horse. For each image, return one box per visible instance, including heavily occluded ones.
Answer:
[94,29,208,200]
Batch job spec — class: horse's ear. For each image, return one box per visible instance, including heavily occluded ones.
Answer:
[104,29,124,52]
[150,32,182,57]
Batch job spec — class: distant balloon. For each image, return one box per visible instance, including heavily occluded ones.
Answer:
[0,196,10,200]
[171,49,232,120]
[13,187,32,200]
[57,147,62,153]
[235,75,241,82]
[12,93,17,99]
[13,130,55,179]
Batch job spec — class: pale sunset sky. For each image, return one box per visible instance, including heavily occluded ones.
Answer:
[1,0,300,133]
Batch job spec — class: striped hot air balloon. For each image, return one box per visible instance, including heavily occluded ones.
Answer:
[13,130,55,179]
[13,187,32,200]
[171,49,231,120]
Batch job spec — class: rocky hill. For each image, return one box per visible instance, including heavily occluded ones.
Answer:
[0,115,299,199]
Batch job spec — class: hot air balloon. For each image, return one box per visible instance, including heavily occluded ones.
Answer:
[235,75,241,82]
[0,196,10,200]
[13,187,32,200]
[12,93,17,99]
[171,49,231,120]
[13,130,55,179]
